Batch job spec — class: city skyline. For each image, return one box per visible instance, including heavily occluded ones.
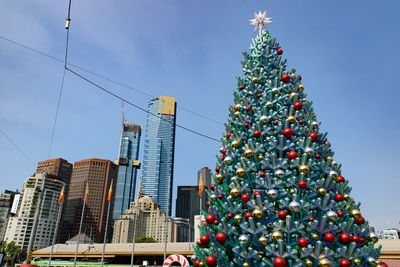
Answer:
[1,1,399,231]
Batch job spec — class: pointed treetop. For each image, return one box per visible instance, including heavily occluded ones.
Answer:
[249,9,272,33]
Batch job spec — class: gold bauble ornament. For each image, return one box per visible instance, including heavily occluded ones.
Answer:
[198,262,205,267]
[258,236,268,246]
[318,258,331,267]
[299,165,310,174]
[305,260,313,267]
[234,214,242,223]
[252,77,259,83]
[317,188,327,195]
[234,111,240,117]
[231,140,240,148]
[325,156,333,161]
[243,263,249,267]
[230,188,240,197]
[353,258,361,265]
[350,209,362,220]
[244,149,254,158]
[290,188,296,194]
[252,208,263,219]
[290,92,297,98]
[257,251,265,259]
[312,233,319,240]
[298,84,305,91]
[271,230,284,242]
[287,115,296,123]
[236,168,246,177]
[376,260,381,265]
[343,193,350,200]
[235,104,241,111]
[258,154,264,160]
[215,173,223,181]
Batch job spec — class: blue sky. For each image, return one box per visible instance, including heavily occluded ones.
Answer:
[0,0,399,230]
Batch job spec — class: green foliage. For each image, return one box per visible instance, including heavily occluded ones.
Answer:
[135,236,157,243]
[0,241,23,266]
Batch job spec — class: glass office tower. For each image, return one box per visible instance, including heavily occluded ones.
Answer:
[113,123,141,220]
[142,96,176,216]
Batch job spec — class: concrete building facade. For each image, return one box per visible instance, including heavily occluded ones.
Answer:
[4,173,64,249]
[0,191,17,242]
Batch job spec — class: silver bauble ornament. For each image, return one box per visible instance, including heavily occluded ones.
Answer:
[210,194,217,201]
[260,115,269,123]
[275,169,285,178]
[267,189,278,199]
[266,101,273,108]
[326,210,338,222]
[332,160,338,167]
[239,234,249,245]
[305,147,314,156]
[369,232,379,243]
[367,257,376,266]
[311,121,319,129]
[329,170,338,179]
[224,156,232,165]
[289,201,301,212]
[271,88,279,94]
[191,254,198,261]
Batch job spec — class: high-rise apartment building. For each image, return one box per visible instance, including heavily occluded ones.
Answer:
[61,159,118,243]
[4,173,64,249]
[142,96,177,216]
[112,196,190,243]
[113,123,141,220]
[0,191,18,242]
[198,167,212,211]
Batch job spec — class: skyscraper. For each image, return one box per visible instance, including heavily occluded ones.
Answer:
[175,185,198,234]
[61,159,118,243]
[113,123,141,220]
[142,96,176,216]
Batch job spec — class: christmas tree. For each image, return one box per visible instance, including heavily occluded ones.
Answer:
[192,10,382,267]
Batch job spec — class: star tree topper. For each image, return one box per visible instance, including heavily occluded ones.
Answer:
[249,9,272,33]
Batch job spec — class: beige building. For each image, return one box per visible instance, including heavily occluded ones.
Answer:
[112,196,190,243]
[4,173,64,249]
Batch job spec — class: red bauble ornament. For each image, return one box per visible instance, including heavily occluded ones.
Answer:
[359,237,365,243]
[241,194,250,203]
[257,93,262,98]
[273,256,286,267]
[217,180,223,185]
[253,130,261,138]
[278,210,287,220]
[227,213,233,219]
[335,194,344,202]
[200,235,210,245]
[293,102,303,111]
[229,122,232,125]
[239,86,244,90]
[205,255,217,267]
[210,184,215,191]
[339,259,350,267]
[215,166,220,172]
[315,154,321,159]
[197,239,202,246]
[298,238,308,248]
[221,148,227,154]
[351,235,360,244]
[245,107,251,111]
[218,194,223,200]
[287,151,298,160]
[381,263,388,267]
[273,120,279,125]
[324,233,335,243]
[244,212,252,220]
[299,120,304,125]
[216,232,227,245]
[308,132,318,142]
[206,201,209,208]
[281,74,291,83]
[244,123,249,128]
[339,233,351,244]
[282,128,293,138]
[295,74,302,81]
[226,133,232,139]
[254,191,262,197]
[213,220,219,225]
[276,49,283,55]
[298,180,307,189]
[337,211,344,217]
[220,155,224,160]
[193,260,201,267]
[355,217,365,225]
[231,106,236,110]
[205,214,215,224]
[337,176,345,183]
[309,217,315,222]
[259,172,266,177]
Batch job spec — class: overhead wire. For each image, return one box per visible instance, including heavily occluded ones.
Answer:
[0,35,224,126]
[0,128,35,166]
[66,67,222,143]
